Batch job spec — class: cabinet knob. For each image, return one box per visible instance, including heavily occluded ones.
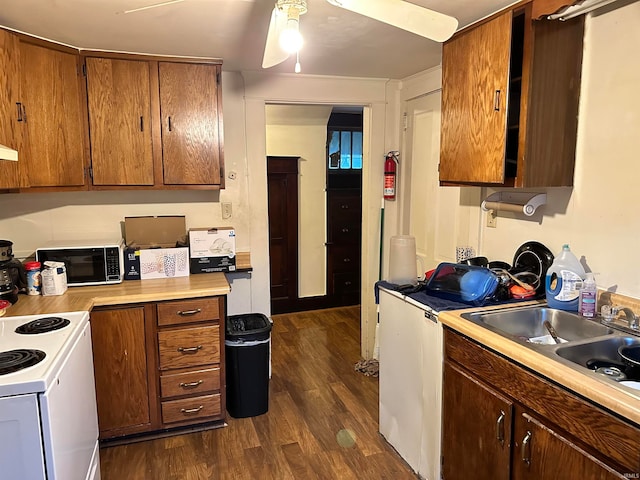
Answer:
[343,257,351,263]
[341,204,349,209]
[177,345,203,354]
[341,228,350,233]
[344,281,352,286]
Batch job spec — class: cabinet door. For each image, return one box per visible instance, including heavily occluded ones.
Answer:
[0,30,22,189]
[440,11,511,184]
[441,361,513,480]
[90,306,155,438]
[512,410,626,480]
[159,62,221,186]
[86,57,154,185]
[20,42,86,187]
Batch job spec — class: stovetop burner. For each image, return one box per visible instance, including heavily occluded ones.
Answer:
[15,316,71,335]
[0,349,46,375]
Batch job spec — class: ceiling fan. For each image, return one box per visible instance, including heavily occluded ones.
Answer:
[262,0,459,69]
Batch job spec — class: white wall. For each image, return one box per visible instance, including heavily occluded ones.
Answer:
[478,3,640,299]
[265,105,332,298]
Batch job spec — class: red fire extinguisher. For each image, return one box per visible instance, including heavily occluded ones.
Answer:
[383,151,399,200]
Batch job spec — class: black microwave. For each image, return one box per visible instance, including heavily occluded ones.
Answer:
[36,239,124,286]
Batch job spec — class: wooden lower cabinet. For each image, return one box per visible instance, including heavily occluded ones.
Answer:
[90,305,158,439]
[90,295,225,441]
[442,329,639,480]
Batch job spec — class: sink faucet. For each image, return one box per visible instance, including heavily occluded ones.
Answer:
[615,307,639,330]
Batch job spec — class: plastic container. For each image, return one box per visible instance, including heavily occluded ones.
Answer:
[578,272,597,318]
[225,313,272,418]
[24,261,41,296]
[388,235,420,285]
[425,263,499,305]
[545,245,585,311]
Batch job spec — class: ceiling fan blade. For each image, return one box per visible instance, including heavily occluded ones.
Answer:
[262,6,290,69]
[327,0,458,42]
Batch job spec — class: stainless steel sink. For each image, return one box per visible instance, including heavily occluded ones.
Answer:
[461,306,614,343]
[555,336,640,368]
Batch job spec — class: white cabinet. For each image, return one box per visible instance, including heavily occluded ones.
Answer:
[378,289,442,480]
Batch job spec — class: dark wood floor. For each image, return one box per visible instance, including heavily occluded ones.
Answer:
[99,306,417,479]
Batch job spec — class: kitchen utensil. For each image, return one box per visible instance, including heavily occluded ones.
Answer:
[586,358,628,371]
[462,256,488,267]
[618,344,640,368]
[543,320,561,344]
[488,260,511,270]
[494,268,536,292]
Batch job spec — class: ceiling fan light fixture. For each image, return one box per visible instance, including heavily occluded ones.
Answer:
[279,7,304,53]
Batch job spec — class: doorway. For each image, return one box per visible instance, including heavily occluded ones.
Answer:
[266,105,363,314]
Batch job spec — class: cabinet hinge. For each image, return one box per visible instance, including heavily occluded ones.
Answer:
[87,166,93,180]
[216,71,221,85]
[403,112,408,132]
[82,63,87,77]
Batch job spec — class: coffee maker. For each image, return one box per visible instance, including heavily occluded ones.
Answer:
[0,240,27,304]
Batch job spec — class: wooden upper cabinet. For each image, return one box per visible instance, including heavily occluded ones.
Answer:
[159,62,222,186]
[19,40,87,187]
[440,4,584,187]
[86,57,155,186]
[0,30,23,189]
[440,11,512,185]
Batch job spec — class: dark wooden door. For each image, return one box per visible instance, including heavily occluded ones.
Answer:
[267,156,299,314]
[512,410,625,480]
[159,62,221,186]
[442,361,513,480]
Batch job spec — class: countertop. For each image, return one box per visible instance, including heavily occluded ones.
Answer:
[3,272,231,317]
[379,287,640,427]
[438,308,640,427]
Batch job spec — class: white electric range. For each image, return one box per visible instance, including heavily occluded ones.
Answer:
[0,311,100,480]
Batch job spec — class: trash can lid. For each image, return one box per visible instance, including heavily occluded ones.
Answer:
[226,313,272,340]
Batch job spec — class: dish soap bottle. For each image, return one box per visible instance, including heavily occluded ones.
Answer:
[545,244,585,311]
[578,272,597,318]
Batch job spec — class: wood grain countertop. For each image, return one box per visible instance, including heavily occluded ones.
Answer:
[3,273,231,317]
[438,308,640,427]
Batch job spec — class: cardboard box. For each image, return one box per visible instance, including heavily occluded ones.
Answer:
[124,216,189,280]
[188,227,236,273]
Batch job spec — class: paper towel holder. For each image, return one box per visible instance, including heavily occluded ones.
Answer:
[481,192,546,217]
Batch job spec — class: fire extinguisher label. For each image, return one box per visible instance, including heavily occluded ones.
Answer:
[384,175,395,197]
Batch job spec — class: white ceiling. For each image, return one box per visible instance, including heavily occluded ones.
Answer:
[0,0,518,79]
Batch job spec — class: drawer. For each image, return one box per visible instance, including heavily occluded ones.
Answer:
[160,367,220,399]
[327,245,361,273]
[158,325,220,370]
[331,272,360,293]
[161,394,221,424]
[157,297,221,327]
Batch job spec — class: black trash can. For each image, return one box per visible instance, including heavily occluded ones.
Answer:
[225,313,272,418]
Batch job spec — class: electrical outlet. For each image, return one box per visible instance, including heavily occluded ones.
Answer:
[486,209,497,228]
[221,202,232,219]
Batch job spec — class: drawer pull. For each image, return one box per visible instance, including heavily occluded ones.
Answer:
[180,405,204,414]
[180,380,204,389]
[177,345,203,354]
[177,308,202,316]
[343,257,351,263]
[521,430,532,466]
[496,410,505,446]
